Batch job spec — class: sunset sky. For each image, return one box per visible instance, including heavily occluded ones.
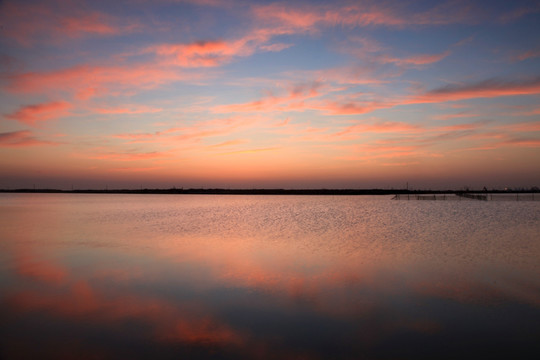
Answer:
[1,0,539,190]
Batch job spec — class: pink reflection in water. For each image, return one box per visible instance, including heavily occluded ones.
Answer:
[1,194,539,359]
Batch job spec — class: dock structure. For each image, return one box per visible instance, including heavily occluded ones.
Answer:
[456,193,487,201]
[392,193,538,201]
[392,194,454,200]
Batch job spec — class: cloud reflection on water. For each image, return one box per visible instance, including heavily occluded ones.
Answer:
[1,194,539,359]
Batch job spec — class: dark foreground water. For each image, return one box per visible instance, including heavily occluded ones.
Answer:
[1,194,539,359]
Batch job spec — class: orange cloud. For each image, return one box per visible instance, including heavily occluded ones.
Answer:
[4,101,71,126]
[219,147,280,156]
[86,151,169,162]
[0,130,60,147]
[207,139,248,148]
[109,166,165,172]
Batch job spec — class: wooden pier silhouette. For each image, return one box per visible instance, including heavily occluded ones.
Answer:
[392,193,537,201]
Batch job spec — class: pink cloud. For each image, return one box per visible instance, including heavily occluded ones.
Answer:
[217,76,540,119]
[113,118,254,147]
[306,65,389,86]
[0,1,139,45]
[4,101,71,126]
[113,127,182,142]
[260,43,294,52]
[380,51,451,67]
[95,105,163,115]
[514,49,540,62]
[15,251,68,285]
[7,280,243,347]
[5,64,195,99]
[149,27,292,68]
[499,138,540,147]
[433,112,480,120]
[174,117,252,142]
[315,100,391,115]
[252,3,406,32]
[500,121,540,132]
[152,40,240,67]
[432,123,483,132]
[0,130,61,147]
[252,1,479,34]
[334,121,422,138]
[499,4,540,23]
[413,77,540,103]
[214,81,325,113]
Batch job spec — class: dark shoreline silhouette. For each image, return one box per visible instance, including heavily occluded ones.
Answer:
[0,188,537,195]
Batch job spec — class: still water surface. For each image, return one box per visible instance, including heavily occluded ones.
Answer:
[1,194,539,359]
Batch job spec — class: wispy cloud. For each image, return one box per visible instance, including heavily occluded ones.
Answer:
[219,147,279,156]
[207,139,248,148]
[113,127,182,143]
[380,51,451,67]
[0,1,140,45]
[5,64,198,99]
[4,101,71,126]
[500,121,540,132]
[0,130,61,147]
[499,3,540,23]
[213,81,326,113]
[433,112,480,120]
[413,77,540,103]
[148,28,294,68]
[95,105,163,115]
[333,121,422,138]
[513,49,540,62]
[85,151,169,162]
[251,1,480,33]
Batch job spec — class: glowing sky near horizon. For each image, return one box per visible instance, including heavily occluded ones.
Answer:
[1,0,539,189]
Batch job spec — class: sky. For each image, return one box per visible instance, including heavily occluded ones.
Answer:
[1,0,540,190]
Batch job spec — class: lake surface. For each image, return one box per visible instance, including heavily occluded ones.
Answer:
[1,194,539,359]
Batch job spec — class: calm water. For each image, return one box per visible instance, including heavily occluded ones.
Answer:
[1,194,539,359]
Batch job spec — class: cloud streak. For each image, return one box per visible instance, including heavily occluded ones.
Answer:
[4,64,198,99]
[0,130,60,147]
[4,101,71,126]
[414,77,540,103]
[0,1,140,45]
